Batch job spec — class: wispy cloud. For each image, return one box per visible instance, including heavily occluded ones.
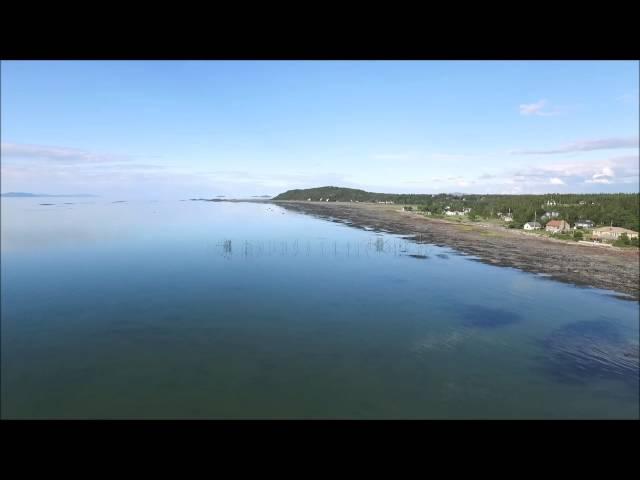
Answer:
[512,136,639,155]
[197,170,350,189]
[518,99,560,117]
[371,153,413,161]
[1,143,128,164]
[618,89,639,105]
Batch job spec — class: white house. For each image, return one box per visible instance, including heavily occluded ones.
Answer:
[524,222,542,230]
[592,227,639,241]
[445,211,465,216]
[503,215,513,222]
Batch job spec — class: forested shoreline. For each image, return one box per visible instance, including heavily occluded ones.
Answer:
[274,187,639,231]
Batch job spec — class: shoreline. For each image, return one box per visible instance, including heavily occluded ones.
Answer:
[272,200,640,301]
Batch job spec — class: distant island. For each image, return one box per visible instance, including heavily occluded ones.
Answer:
[1,192,97,198]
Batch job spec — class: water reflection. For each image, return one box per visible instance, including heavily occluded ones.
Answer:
[213,237,445,260]
[460,305,523,328]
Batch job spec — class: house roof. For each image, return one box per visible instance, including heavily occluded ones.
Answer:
[546,220,567,227]
[593,226,638,234]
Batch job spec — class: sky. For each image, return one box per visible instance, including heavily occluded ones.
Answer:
[1,60,638,199]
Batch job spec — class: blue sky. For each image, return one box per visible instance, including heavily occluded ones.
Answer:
[1,60,638,198]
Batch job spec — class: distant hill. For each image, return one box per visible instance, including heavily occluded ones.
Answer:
[1,192,97,198]
[273,186,437,203]
[274,186,390,202]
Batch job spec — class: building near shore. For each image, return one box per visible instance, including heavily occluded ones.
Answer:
[592,226,639,241]
[545,220,570,233]
[524,222,541,230]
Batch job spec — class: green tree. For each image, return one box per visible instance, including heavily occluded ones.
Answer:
[614,233,630,246]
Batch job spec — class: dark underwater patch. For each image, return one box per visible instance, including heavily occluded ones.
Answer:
[436,253,449,259]
[538,320,639,389]
[460,305,522,328]
[405,254,429,260]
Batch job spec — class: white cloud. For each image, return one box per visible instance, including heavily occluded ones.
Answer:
[466,155,638,192]
[584,166,617,184]
[519,99,560,117]
[512,136,639,155]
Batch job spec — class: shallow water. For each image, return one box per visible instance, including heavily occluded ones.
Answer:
[1,199,638,419]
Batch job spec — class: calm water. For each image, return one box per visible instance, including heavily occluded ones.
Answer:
[1,199,638,419]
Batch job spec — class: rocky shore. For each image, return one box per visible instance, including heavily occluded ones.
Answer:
[275,201,640,300]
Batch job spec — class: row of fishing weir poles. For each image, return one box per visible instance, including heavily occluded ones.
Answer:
[216,237,433,259]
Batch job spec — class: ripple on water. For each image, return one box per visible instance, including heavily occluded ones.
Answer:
[538,319,640,389]
[459,305,523,328]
